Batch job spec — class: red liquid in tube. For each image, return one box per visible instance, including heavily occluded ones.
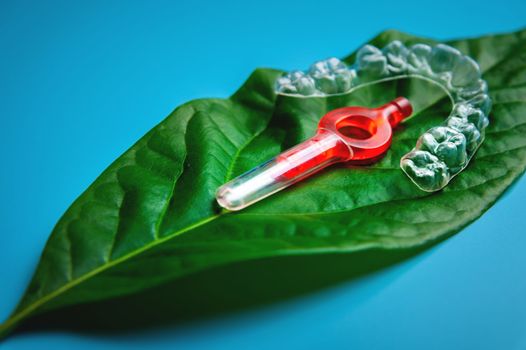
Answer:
[216,97,413,211]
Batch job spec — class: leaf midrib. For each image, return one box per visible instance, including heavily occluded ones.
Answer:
[0,214,220,333]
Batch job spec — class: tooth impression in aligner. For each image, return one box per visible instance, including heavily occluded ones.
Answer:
[274,40,491,192]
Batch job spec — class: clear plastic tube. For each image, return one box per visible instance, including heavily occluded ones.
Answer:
[216,97,413,211]
[216,129,351,211]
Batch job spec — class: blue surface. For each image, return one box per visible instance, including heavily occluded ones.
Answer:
[1,1,525,349]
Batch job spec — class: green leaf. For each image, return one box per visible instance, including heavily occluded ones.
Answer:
[2,28,526,337]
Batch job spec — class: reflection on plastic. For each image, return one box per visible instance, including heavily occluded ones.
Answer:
[216,97,413,211]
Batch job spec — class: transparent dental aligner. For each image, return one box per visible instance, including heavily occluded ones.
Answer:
[275,41,491,192]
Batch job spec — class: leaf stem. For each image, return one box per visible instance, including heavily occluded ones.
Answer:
[0,214,220,339]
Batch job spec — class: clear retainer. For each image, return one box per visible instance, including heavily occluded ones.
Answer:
[275,41,491,192]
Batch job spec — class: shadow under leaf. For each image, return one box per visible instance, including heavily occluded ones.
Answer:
[17,245,427,336]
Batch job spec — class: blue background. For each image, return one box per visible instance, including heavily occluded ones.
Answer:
[1,0,525,349]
